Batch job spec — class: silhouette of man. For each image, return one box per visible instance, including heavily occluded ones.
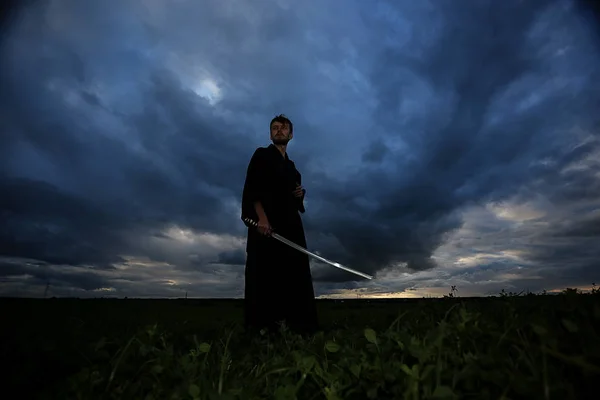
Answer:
[241,114,318,335]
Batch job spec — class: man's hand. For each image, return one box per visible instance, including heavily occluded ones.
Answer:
[257,217,272,236]
[293,184,305,198]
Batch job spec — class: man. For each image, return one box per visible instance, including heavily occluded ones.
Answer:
[241,114,319,335]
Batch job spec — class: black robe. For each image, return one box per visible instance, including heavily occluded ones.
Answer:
[241,144,318,335]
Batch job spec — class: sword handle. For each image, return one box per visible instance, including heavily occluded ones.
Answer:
[243,217,269,231]
[243,217,275,236]
[243,217,258,227]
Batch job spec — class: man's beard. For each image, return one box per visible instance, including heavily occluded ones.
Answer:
[272,135,291,145]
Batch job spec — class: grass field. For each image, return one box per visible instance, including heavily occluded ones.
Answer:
[2,289,599,399]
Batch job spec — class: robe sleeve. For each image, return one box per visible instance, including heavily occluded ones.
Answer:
[295,169,306,214]
[241,148,268,226]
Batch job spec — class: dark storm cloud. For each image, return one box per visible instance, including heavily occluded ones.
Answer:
[212,249,247,267]
[514,137,600,286]
[575,0,600,41]
[0,258,111,291]
[0,178,126,268]
[0,4,260,275]
[0,0,599,297]
[523,206,600,281]
[362,140,390,163]
[302,0,600,280]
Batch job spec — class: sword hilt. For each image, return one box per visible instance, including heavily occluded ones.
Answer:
[243,217,269,231]
[243,217,258,227]
[243,217,274,236]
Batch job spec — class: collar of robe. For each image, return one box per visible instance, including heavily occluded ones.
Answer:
[268,143,290,160]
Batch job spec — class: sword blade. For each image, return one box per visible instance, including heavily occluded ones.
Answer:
[243,217,372,280]
[271,232,373,280]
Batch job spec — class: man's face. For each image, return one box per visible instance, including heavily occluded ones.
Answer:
[270,121,292,145]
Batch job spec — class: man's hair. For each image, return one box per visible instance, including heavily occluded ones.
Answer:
[270,114,293,134]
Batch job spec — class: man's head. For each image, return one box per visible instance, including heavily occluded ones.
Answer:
[270,114,293,145]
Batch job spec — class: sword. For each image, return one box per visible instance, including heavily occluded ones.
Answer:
[243,217,373,280]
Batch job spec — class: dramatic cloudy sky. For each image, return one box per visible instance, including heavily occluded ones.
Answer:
[1,0,599,299]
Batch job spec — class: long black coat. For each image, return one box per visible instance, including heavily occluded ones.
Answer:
[241,144,318,335]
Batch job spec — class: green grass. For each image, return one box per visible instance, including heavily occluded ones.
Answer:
[2,289,599,399]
